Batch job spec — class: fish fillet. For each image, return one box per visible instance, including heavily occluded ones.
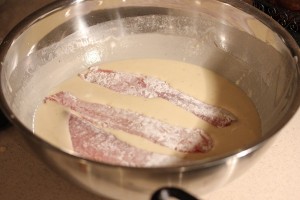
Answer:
[45,92,213,153]
[69,114,181,167]
[79,68,236,128]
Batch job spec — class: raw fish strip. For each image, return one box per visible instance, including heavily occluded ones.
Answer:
[79,68,236,128]
[45,92,213,153]
[69,114,180,167]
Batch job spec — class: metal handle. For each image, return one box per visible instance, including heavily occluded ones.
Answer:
[151,187,200,200]
[0,111,10,129]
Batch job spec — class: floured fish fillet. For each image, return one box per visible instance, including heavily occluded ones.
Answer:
[45,92,213,153]
[79,68,237,128]
[69,114,181,167]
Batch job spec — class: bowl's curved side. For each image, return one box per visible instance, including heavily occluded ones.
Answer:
[24,129,277,199]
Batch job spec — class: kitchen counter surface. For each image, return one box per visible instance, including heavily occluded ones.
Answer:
[1,1,300,200]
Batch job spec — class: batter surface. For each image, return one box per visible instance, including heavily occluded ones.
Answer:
[34,59,261,165]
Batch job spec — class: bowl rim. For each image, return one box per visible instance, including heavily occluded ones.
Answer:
[1,0,300,171]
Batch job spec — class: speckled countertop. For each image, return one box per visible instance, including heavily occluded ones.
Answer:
[1,1,300,200]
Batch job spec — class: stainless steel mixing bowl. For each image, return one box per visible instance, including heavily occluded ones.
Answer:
[1,0,300,199]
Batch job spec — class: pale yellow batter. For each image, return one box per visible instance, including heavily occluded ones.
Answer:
[34,59,261,162]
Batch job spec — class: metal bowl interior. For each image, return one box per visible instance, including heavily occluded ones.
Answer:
[1,0,300,199]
